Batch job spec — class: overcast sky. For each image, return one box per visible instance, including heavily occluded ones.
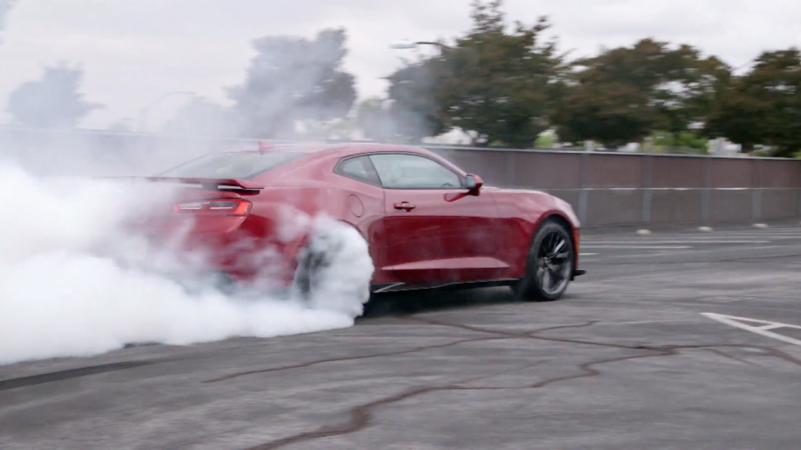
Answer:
[1,0,800,130]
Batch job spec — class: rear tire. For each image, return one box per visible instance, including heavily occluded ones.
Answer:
[513,220,575,302]
[292,235,337,303]
[290,221,374,316]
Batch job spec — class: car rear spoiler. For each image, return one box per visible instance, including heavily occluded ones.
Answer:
[101,176,265,194]
[147,177,265,194]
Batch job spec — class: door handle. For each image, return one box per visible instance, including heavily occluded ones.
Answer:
[393,202,416,211]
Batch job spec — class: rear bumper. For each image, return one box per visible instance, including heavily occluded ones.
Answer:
[133,230,301,289]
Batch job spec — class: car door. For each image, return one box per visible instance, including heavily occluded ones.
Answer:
[368,152,507,285]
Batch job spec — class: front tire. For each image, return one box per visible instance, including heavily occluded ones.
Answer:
[513,220,575,302]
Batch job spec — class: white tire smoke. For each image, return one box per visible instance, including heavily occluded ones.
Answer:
[298,216,375,317]
[0,163,375,366]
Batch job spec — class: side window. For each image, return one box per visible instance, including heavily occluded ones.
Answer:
[337,156,381,185]
[369,153,463,189]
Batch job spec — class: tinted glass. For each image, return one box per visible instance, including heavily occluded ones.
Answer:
[369,153,462,189]
[338,156,381,185]
[159,152,307,179]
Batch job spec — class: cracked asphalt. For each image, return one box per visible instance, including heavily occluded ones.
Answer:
[3,224,801,449]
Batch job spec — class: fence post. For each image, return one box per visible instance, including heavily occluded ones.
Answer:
[751,159,761,223]
[578,152,589,226]
[641,155,653,225]
[702,157,711,225]
[798,177,801,220]
[798,186,801,220]
[797,160,801,220]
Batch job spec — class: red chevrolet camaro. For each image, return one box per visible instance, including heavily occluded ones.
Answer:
[137,142,584,302]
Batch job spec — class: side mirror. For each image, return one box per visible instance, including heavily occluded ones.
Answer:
[465,174,484,191]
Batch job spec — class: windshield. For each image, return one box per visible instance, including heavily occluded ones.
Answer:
[158,151,308,179]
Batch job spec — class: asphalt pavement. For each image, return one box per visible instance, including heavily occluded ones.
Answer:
[3,224,801,449]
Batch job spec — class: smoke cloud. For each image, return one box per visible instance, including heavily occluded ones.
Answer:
[0,161,375,366]
[0,0,14,41]
[0,20,387,368]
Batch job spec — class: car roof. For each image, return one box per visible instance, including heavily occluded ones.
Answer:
[225,141,439,158]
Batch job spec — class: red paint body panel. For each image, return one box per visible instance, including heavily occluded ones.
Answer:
[132,143,582,291]
[378,188,507,283]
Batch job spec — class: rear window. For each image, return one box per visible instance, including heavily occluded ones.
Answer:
[158,151,307,179]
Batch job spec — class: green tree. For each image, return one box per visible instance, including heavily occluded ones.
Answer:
[385,61,448,143]
[6,63,103,129]
[553,81,658,148]
[385,0,564,147]
[706,48,801,156]
[653,45,731,134]
[227,28,356,139]
[553,39,730,148]
[651,130,708,154]
[534,131,557,147]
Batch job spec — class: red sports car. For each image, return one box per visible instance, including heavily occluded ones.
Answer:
[135,142,584,303]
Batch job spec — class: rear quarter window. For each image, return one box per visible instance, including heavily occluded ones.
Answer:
[336,156,381,186]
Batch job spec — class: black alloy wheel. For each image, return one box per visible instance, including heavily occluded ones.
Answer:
[513,220,575,302]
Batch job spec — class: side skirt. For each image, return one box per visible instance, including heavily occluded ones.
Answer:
[372,268,586,294]
[371,278,521,294]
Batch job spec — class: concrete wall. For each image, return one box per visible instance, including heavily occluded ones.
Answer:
[1,127,799,228]
[427,146,801,228]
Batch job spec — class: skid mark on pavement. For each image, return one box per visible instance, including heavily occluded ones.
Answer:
[244,351,658,450]
[242,316,801,449]
[702,313,801,346]
[204,321,598,383]
[703,348,764,367]
[0,361,155,392]
[234,228,801,449]
[203,336,510,383]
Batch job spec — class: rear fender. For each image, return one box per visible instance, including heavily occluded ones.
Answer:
[281,218,366,267]
[243,185,370,280]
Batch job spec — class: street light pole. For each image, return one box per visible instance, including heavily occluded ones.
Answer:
[389,40,450,50]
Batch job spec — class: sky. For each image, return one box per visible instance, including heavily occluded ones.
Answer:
[1,0,800,131]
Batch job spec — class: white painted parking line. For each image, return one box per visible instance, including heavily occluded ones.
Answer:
[618,245,788,259]
[581,245,692,249]
[615,319,690,325]
[713,230,801,234]
[584,231,801,240]
[701,313,801,346]
[579,253,598,257]
[714,236,801,240]
[583,240,772,245]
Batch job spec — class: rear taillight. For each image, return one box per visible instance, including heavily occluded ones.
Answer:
[173,199,252,216]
